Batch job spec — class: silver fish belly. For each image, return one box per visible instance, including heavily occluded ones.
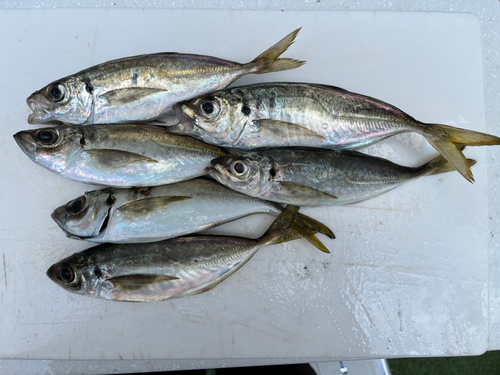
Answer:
[13,124,225,187]
[208,148,475,206]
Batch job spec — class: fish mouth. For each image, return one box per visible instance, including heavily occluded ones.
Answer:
[46,263,60,284]
[171,103,195,133]
[13,131,37,161]
[27,93,53,124]
[206,164,230,185]
[51,211,68,231]
[206,166,217,176]
[51,211,86,240]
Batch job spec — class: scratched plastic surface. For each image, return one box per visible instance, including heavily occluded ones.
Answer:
[0,10,489,359]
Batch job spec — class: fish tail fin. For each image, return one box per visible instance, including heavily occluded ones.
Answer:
[420,123,500,183]
[250,28,306,74]
[263,206,332,253]
[288,220,331,253]
[289,213,334,253]
[417,145,477,176]
[295,213,336,239]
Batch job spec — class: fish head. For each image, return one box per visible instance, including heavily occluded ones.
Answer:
[51,190,114,239]
[173,91,246,141]
[46,252,94,295]
[27,76,93,125]
[13,126,85,173]
[208,153,268,195]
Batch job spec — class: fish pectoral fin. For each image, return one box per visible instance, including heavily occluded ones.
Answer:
[278,181,338,203]
[88,149,159,171]
[108,274,179,291]
[116,196,193,219]
[254,119,327,141]
[99,87,168,107]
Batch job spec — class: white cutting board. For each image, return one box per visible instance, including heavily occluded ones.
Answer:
[0,10,489,360]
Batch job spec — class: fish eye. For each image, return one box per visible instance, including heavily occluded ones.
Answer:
[36,129,58,145]
[200,99,219,118]
[49,84,65,102]
[59,264,75,283]
[232,161,247,176]
[202,102,214,114]
[67,196,86,214]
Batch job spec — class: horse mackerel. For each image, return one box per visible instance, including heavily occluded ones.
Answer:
[172,82,500,182]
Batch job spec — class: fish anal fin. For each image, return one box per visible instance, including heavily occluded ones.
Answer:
[192,280,225,296]
[108,274,179,291]
[100,87,168,107]
[254,119,326,142]
[88,149,158,171]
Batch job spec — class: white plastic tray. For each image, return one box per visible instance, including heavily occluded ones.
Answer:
[0,9,488,360]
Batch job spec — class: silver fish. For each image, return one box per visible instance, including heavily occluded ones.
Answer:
[172,82,500,182]
[27,30,304,125]
[13,124,225,187]
[51,178,334,251]
[46,206,318,302]
[208,148,476,206]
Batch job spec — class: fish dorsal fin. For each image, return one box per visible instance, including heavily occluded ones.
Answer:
[116,196,192,219]
[278,181,338,204]
[254,119,326,141]
[99,87,168,107]
[108,274,179,291]
[88,149,158,171]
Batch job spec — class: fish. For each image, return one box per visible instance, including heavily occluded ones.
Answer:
[46,206,325,302]
[51,178,334,252]
[171,82,500,182]
[13,123,225,187]
[27,30,304,126]
[208,148,477,206]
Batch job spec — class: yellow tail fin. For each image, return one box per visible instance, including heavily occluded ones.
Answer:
[419,145,477,176]
[421,123,500,182]
[251,28,306,74]
[263,206,332,254]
